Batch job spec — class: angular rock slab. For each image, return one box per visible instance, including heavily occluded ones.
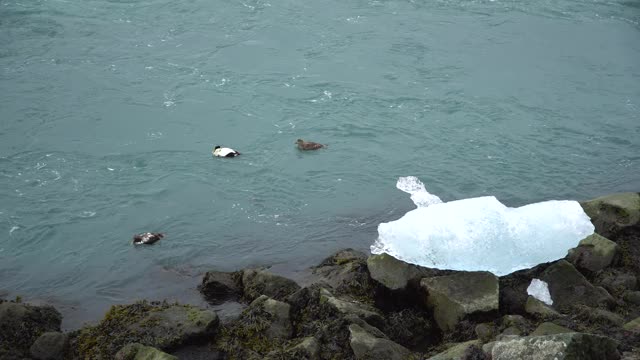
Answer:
[624,317,640,333]
[250,295,292,340]
[367,253,438,291]
[198,271,242,304]
[567,233,619,272]
[115,343,178,360]
[421,271,499,332]
[320,288,384,326]
[530,322,572,336]
[484,333,620,360]
[581,192,640,238]
[525,296,561,318]
[427,340,481,360]
[348,324,413,360]
[540,260,614,310]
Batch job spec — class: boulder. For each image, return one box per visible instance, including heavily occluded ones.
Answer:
[623,317,640,333]
[29,332,68,360]
[348,324,413,360]
[567,234,619,272]
[0,302,62,357]
[198,271,242,304]
[597,269,638,294]
[530,322,572,336]
[428,340,482,360]
[115,343,178,360]
[575,305,624,327]
[421,272,499,332]
[367,253,437,291]
[320,288,384,327]
[484,333,620,360]
[250,295,292,340]
[581,192,640,238]
[539,260,614,310]
[242,269,301,302]
[72,302,218,358]
[474,323,496,343]
[524,296,561,318]
[623,290,640,305]
[284,337,320,360]
[311,249,374,299]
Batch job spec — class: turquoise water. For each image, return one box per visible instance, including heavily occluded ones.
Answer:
[1,0,639,327]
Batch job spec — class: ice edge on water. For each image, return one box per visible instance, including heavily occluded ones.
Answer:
[371,176,595,276]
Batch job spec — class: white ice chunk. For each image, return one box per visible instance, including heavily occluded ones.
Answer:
[371,177,594,276]
[527,278,553,306]
[396,176,442,208]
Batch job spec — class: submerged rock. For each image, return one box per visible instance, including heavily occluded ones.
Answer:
[483,332,620,360]
[567,233,619,272]
[539,260,614,310]
[29,332,68,360]
[72,301,218,358]
[581,192,640,238]
[242,268,301,302]
[115,343,177,360]
[348,323,413,360]
[0,302,62,358]
[420,272,499,332]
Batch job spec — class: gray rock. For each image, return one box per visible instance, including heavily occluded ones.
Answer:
[484,332,620,360]
[320,288,384,326]
[115,343,178,360]
[0,302,62,357]
[500,315,529,332]
[317,248,367,266]
[421,271,499,332]
[285,337,320,360]
[250,295,292,340]
[567,233,619,272]
[530,322,572,336]
[623,317,640,332]
[311,249,374,299]
[475,323,496,343]
[428,340,481,360]
[623,290,640,305]
[524,296,561,318]
[29,332,68,360]
[581,192,640,238]
[367,253,437,291]
[598,269,638,294]
[348,324,413,360]
[540,260,614,310]
[198,271,242,304]
[576,306,624,327]
[242,269,301,302]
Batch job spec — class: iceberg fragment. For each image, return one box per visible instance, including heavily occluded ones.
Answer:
[527,278,553,306]
[370,177,594,276]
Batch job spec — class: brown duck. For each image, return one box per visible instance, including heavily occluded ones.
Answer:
[296,139,326,150]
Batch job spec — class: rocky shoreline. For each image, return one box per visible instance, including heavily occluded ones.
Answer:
[1,192,639,360]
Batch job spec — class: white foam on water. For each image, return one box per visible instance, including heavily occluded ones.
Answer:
[527,278,553,305]
[371,176,594,276]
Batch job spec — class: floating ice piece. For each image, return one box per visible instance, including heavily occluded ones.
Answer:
[527,278,553,306]
[371,177,594,276]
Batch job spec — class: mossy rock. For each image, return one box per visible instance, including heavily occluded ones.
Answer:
[581,192,640,238]
[623,317,640,333]
[421,272,499,332]
[242,269,301,302]
[312,250,376,302]
[115,343,177,360]
[348,324,414,360]
[567,233,619,272]
[30,331,68,360]
[0,302,62,357]
[71,301,218,359]
[524,296,561,319]
[530,322,572,336]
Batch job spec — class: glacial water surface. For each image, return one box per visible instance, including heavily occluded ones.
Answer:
[1,0,639,328]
